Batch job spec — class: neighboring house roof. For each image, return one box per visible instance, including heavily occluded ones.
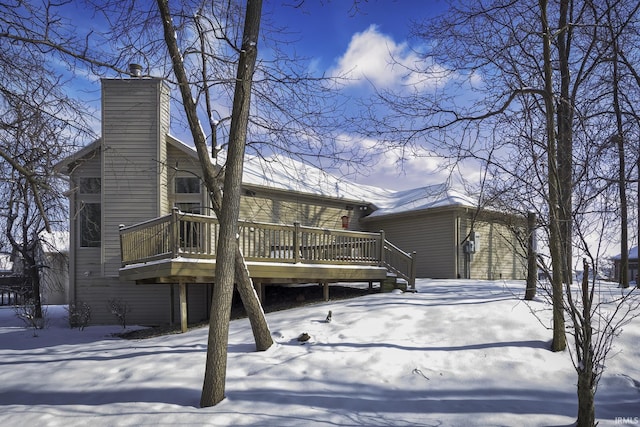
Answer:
[612,246,638,261]
[0,253,13,274]
[39,231,70,254]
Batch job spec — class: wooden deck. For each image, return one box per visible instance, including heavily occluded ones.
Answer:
[119,208,416,289]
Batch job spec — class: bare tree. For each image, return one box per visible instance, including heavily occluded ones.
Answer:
[156,0,272,407]
[358,0,585,351]
[0,3,91,319]
[566,258,639,426]
[3,0,368,406]
[355,1,640,424]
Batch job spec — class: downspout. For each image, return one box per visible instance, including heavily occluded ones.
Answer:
[157,80,162,217]
[455,213,460,279]
[68,180,77,305]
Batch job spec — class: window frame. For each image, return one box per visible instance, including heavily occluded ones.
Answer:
[77,177,101,248]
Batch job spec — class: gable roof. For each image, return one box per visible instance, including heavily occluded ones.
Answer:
[54,139,102,174]
[365,183,477,219]
[612,246,638,261]
[170,136,480,215]
[59,134,479,219]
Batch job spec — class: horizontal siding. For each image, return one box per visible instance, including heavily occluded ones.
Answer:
[74,276,210,326]
[364,210,457,279]
[165,144,354,230]
[101,79,167,276]
[459,215,527,280]
[70,154,103,301]
[75,277,170,325]
[240,197,273,222]
[240,196,348,229]
[468,220,527,280]
[166,145,206,213]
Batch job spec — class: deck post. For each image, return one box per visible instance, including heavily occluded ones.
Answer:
[254,281,264,303]
[179,281,188,333]
[378,230,386,266]
[171,207,180,258]
[293,222,301,263]
[410,251,417,290]
[169,284,175,326]
[118,224,126,267]
[322,281,329,301]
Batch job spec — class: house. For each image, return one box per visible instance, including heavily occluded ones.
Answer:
[361,185,526,280]
[38,231,69,305]
[55,75,526,326]
[0,231,69,306]
[0,252,20,305]
[612,246,638,283]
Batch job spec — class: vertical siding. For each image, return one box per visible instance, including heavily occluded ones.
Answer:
[364,210,458,278]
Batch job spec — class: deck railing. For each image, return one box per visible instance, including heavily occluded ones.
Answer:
[119,208,415,289]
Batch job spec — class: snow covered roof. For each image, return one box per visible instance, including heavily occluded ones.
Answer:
[612,246,638,261]
[60,135,479,221]
[39,230,69,253]
[168,136,478,217]
[0,253,12,272]
[365,183,477,218]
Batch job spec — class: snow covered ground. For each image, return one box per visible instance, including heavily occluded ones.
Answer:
[1,279,639,426]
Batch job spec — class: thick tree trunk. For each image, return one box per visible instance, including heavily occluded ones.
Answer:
[556,0,573,291]
[157,0,270,407]
[576,369,595,426]
[29,265,43,320]
[611,28,629,288]
[539,0,566,351]
[199,0,264,407]
[234,245,272,350]
[157,0,271,355]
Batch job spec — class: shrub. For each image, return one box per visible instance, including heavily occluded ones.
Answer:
[107,298,132,329]
[67,302,92,330]
[14,299,46,336]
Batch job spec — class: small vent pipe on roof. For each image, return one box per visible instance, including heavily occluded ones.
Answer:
[129,63,143,78]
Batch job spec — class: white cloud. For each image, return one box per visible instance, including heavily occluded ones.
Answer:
[330,25,450,92]
[333,133,476,191]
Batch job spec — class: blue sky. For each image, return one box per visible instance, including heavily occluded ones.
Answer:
[258,0,463,191]
[62,0,458,191]
[268,0,448,73]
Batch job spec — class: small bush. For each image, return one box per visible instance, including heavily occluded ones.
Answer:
[14,300,46,336]
[67,302,92,330]
[107,298,132,329]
